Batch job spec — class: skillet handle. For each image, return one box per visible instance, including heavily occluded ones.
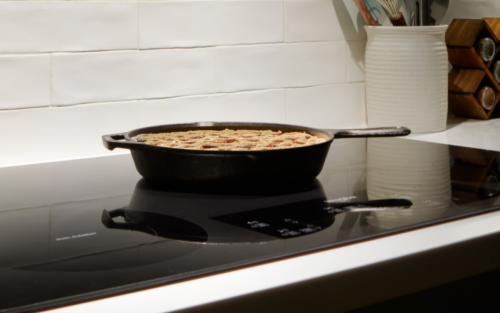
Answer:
[102,133,142,151]
[333,126,411,139]
[102,208,142,230]
[324,198,412,214]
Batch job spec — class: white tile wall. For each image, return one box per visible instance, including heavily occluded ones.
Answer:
[52,49,215,106]
[443,0,500,25]
[0,55,50,110]
[0,0,374,166]
[0,101,139,165]
[140,89,286,127]
[285,0,340,43]
[0,2,138,53]
[139,0,283,49]
[286,83,366,129]
[285,0,367,43]
[348,138,367,164]
[324,140,351,168]
[217,42,347,93]
[347,40,366,83]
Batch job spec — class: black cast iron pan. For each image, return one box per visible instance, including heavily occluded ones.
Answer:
[102,122,410,185]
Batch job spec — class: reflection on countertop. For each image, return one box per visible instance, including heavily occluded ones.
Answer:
[405,116,500,152]
[366,138,451,229]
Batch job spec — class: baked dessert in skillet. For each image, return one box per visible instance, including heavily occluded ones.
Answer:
[133,129,326,151]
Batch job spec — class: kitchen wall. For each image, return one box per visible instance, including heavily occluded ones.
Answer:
[0,0,497,174]
[0,0,368,168]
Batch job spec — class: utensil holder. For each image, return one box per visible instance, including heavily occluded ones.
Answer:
[447,18,500,119]
[365,25,449,134]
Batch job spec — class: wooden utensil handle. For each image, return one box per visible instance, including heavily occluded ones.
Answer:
[352,0,377,26]
[390,12,407,26]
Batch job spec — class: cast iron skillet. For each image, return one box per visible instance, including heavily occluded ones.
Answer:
[102,122,410,185]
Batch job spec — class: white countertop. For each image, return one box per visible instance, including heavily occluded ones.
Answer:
[406,116,500,152]
[42,117,500,313]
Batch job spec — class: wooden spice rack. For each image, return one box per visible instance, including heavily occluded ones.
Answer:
[446,18,500,119]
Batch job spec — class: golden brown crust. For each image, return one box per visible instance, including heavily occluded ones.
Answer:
[133,129,326,151]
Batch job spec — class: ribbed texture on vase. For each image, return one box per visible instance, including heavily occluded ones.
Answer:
[365,26,449,134]
[366,138,451,229]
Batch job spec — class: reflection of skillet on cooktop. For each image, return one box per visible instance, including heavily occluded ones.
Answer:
[102,179,412,244]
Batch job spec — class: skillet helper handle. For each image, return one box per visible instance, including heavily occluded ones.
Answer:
[334,126,411,139]
[101,208,141,231]
[102,133,142,151]
[324,198,413,214]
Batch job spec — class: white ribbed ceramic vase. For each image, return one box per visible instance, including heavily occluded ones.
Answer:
[365,26,449,133]
[366,138,451,229]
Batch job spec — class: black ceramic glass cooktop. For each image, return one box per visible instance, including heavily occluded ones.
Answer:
[1,137,500,312]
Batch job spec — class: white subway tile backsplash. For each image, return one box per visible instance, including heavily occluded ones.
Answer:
[0,2,137,53]
[0,101,139,166]
[140,89,286,127]
[285,0,343,43]
[347,40,366,83]
[443,0,500,25]
[52,49,215,106]
[52,51,140,105]
[139,0,283,49]
[0,55,50,110]
[139,49,216,100]
[217,42,347,93]
[323,141,351,168]
[338,0,369,41]
[285,0,367,43]
[286,83,366,128]
[347,138,367,164]
[0,0,374,166]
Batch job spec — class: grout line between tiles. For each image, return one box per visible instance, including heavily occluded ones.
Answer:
[47,99,140,109]
[0,40,348,56]
[139,40,345,50]
[0,82,366,112]
[0,106,52,112]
